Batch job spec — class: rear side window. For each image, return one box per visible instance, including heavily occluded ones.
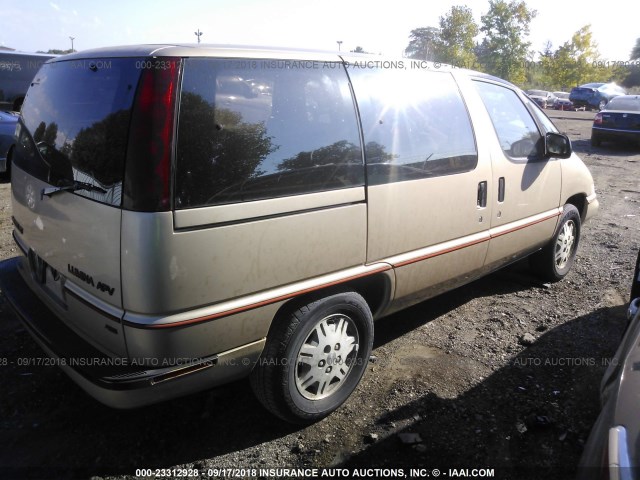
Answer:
[13,59,141,206]
[348,67,477,185]
[474,81,542,159]
[175,59,363,208]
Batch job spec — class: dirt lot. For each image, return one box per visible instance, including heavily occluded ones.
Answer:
[0,110,638,480]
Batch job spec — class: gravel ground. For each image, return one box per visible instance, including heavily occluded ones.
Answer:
[0,110,638,480]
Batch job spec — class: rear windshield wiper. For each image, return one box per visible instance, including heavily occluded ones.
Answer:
[41,181,107,199]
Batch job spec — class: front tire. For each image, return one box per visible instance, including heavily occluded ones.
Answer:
[250,291,373,424]
[530,204,581,282]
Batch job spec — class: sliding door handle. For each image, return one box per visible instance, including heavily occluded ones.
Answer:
[498,177,505,202]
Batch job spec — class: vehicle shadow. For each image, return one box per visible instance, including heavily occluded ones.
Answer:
[373,259,545,349]
[0,301,299,479]
[0,260,556,479]
[572,138,640,157]
[338,302,628,480]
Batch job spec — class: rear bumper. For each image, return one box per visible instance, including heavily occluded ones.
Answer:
[0,256,264,408]
[592,126,640,144]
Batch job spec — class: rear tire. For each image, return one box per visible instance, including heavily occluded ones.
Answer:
[591,135,601,147]
[530,204,581,282]
[250,291,373,424]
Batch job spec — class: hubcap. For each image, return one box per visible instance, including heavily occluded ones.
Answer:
[295,314,359,400]
[554,220,576,270]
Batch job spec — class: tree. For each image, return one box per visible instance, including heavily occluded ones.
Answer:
[527,40,555,88]
[622,38,640,87]
[479,0,537,84]
[549,25,600,89]
[405,27,441,60]
[350,46,369,54]
[631,38,640,60]
[36,49,75,55]
[435,6,479,69]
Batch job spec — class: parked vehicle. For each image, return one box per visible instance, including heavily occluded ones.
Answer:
[0,45,599,423]
[591,95,640,147]
[570,82,626,111]
[577,248,640,478]
[553,92,574,111]
[0,110,18,176]
[526,89,556,109]
[0,51,56,111]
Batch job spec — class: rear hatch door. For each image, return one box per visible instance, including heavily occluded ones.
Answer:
[11,57,143,354]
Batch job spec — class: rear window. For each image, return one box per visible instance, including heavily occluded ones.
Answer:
[605,97,640,111]
[13,58,141,206]
[175,58,363,208]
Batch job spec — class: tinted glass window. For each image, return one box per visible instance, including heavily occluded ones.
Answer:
[527,99,558,134]
[175,58,363,208]
[348,68,477,185]
[13,59,141,206]
[474,81,542,159]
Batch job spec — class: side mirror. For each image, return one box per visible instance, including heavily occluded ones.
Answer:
[545,132,572,159]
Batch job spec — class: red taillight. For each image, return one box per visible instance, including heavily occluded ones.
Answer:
[594,113,603,125]
[123,58,181,211]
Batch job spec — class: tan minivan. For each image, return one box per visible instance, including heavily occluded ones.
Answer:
[2,45,598,423]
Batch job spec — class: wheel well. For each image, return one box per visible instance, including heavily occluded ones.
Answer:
[268,272,392,338]
[565,194,587,222]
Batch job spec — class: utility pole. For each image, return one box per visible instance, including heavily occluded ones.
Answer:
[336,40,342,51]
[69,36,75,52]
[194,29,203,44]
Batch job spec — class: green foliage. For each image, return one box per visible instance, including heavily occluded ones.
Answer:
[549,25,600,89]
[478,0,537,84]
[35,49,75,55]
[350,46,369,54]
[403,3,640,89]
[435,6,479,68]
[405,27,441,60]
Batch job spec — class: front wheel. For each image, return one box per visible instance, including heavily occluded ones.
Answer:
[250,291,373,424]
[598,99,607,111]
[530,204,581,282]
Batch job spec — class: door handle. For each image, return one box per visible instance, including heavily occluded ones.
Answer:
[477,181,487,208]
[498,177,505,202]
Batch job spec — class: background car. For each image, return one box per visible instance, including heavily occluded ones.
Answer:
[0,110,18,178]
[591,95,640,147]
[577,248,640,479]
[570,82,627,111]
[526,89,556,108]
[552,91,574,110]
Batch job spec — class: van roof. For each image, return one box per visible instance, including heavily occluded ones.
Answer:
[49,43,514,89]
[53,43,460,66]
[52,44,366,62]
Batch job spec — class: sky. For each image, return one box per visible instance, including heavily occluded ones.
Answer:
[0,0,637,62]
